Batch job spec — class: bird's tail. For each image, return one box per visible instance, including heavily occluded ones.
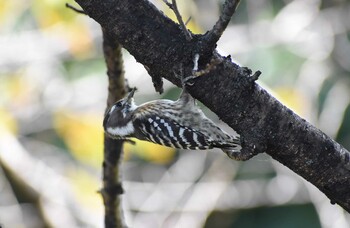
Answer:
[221,146,242,160]
[213,136,242,160]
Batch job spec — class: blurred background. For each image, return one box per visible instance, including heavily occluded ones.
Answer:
[0,0,350,227]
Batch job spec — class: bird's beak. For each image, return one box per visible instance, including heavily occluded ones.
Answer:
[125,87,136,104]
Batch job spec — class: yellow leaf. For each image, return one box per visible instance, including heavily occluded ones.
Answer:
[31,0,93,56]
[67,168,103,211]
[32,0,76,28]
[64,21,94,57]
[0,108,17,135]
[54,110,103,168]
[0,1,18,26]
[0,73,31,106]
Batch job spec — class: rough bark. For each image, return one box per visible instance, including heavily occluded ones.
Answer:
[75,0,350,213]
[101,29,127,228]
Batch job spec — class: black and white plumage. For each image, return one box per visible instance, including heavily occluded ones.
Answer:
[103,88,241,156]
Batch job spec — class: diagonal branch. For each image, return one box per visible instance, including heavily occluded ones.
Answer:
[75,0,350,213]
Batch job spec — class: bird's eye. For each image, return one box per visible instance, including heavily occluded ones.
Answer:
[109,102,122,114]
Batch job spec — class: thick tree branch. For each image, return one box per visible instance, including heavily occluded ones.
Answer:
[75,0,350,212]
[101,29,127,228]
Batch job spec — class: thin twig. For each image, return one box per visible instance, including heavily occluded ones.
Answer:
[241,67,262,82]
[123,139,136,145]
[250,70,262,82]
[162,0,172,8]
[163,0,192,41]
[205,0,240,46]
[185,16,192,26]
[65,3,87,14]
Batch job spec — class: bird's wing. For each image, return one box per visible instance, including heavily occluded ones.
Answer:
[133,114,213,150]
[133,99,240,149]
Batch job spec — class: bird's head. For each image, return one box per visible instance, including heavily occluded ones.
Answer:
[103,88,137,137]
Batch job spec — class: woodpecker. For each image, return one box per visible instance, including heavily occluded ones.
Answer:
[103,87,241,158]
